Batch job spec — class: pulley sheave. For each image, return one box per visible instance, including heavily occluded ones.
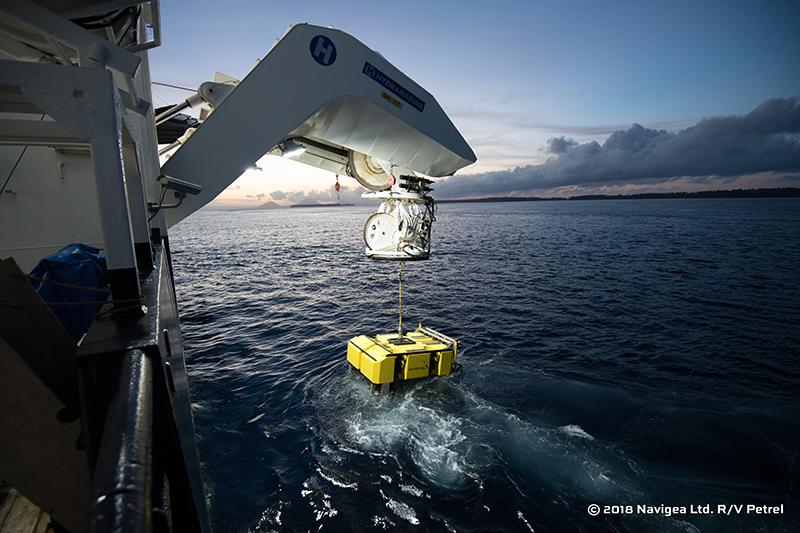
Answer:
[349,151,391,190]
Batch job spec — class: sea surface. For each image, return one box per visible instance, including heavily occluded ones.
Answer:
[169,199,800,533]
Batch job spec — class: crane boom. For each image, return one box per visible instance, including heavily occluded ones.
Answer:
[161,24,476,228]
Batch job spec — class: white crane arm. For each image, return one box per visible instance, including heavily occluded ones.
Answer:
[160,23,476,227]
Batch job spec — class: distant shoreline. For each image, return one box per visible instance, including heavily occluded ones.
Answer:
[438,187,800,203]
[209,188,799,211]
[289,202,355,208]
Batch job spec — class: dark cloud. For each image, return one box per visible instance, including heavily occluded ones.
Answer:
[270,190,288,200]
[435,97,800,198]
[777,173,800,183]
[547,136,578,154]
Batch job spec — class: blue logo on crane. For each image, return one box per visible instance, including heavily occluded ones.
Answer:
[310,35,337,66]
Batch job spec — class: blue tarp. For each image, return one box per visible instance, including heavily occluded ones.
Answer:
[29,243,108,343]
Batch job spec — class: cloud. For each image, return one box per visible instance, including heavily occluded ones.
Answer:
[435,97,800,198]
[547,136,579,154]
[777,173,800,183]
[269,185,367,205]
[287,191,307,203]
[269,190,288,200]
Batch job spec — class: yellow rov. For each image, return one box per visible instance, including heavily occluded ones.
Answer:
[347,325,460,395]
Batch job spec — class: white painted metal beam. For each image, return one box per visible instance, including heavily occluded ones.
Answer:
[161,23,475,226]
[0,119,83,146]
[0,0,150,116]
[0,60,143,302]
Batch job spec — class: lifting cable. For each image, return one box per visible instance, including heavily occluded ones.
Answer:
[398,261,403,336]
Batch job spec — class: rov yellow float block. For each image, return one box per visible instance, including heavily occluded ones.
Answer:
[347,335,396,384]
[347,327,458,385]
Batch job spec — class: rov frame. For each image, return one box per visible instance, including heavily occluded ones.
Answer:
[347,325,460,395]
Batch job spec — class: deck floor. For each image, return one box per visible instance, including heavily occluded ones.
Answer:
[0,480,52,533]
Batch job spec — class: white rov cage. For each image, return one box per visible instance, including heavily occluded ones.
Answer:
[362,177,436,261]
[347,151,437,261]
[362,192,436,261]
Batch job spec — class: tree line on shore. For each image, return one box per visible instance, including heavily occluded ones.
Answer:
[437,188,800,203]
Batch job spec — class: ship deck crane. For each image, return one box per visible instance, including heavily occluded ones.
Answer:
[156,24,476,259]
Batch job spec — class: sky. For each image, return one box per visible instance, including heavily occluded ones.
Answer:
[149,0,800,207]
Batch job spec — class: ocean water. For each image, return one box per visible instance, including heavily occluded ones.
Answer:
[169,199,800,533]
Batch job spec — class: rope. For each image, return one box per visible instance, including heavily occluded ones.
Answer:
[2,270,141,313]
[0,299,138,309]
[7,271,111,293]
[1,146,26,195]
[1,115,44,197]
